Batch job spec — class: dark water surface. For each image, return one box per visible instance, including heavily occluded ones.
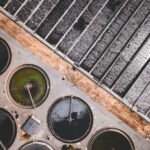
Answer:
[0,109,16,149]
[48,96,93,142]
[90,130,134,150]
[20,142,53,150]
[0,39,11,74]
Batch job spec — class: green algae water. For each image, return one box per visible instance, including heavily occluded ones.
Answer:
[9,65,50,108]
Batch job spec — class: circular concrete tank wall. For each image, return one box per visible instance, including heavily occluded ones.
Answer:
[0,38,11,74]
[8,64,50,108]
[0,108,17,149]
[19,141,54,150]
[47,96,93,143]
[88,128,135,150]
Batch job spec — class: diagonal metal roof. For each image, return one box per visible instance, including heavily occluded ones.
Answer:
[0,0,150,122]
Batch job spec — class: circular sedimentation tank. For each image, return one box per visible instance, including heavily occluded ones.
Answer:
[88,128,135,150]
[47,96,93,143]
[0,38,11,74]
[0,108,17,149]
[8,64,50,108]
[20,141,54,150]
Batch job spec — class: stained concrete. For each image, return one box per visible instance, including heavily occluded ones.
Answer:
[0,29,150,149]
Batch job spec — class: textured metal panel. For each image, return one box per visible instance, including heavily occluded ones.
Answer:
[0,0,150,122]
